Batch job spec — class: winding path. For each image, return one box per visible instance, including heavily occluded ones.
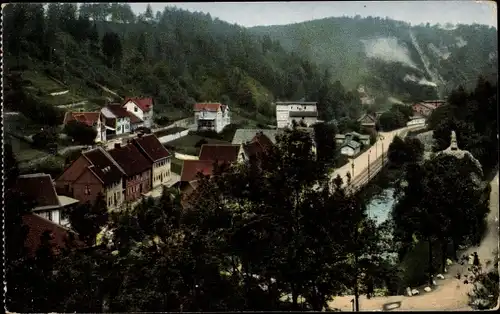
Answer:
[328,172,499,311]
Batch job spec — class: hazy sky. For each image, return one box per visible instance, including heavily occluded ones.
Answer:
[130,1,497,28]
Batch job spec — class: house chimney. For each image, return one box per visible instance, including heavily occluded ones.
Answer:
[114,143,121,149]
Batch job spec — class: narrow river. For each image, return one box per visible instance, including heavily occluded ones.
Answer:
[366,188,396,226]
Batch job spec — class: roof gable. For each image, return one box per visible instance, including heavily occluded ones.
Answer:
[23,214,84,257]
[232,129,282,145]
[194,103,222,112]
[358,113,376,124]
[180,160,219,182]
[124,97,153,112]
[108,143,152,176]
[15,174,60,208]
[132,134,171,162]
[198,144,241,162]
[82,148,124,185]
[64,112,101,126]
[107,104,131,118]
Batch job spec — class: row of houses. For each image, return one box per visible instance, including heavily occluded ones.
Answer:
[56,133,172,211]
[64,97,155,143]
[16,133,172,231]
[177,131,275,206]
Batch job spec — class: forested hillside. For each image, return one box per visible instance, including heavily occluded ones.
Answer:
[3,3,364,126]
[250,16,498,102]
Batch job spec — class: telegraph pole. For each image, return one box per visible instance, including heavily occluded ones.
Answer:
[368,150,371,180]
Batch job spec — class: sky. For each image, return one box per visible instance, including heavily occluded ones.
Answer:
[130,1,497,28]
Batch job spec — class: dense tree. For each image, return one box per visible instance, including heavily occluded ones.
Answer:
[3,3,364,128]
[392,154,489,285]
[313,122,337,165]
[32,128,58,149]
[68,193,109,246]
[431,78,498,174]
[63,120,98,145]
[387,136,424,167]
[466,253,499,310]
[102,32,123,68]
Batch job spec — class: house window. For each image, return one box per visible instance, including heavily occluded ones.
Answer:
[84,185,91,195]
[134,106,138,112]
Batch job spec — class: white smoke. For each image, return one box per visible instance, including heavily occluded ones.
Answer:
[428,43,451,60]
[361,37,420,70]
[404,74,438,87]
[388,97,405,105]
[455,36,467,48]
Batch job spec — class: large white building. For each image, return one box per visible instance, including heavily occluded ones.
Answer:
[193,102,231,133]
[275,101,318,129]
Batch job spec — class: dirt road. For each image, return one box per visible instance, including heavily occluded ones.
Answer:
[328,172,499,311]
[332,125,424,187]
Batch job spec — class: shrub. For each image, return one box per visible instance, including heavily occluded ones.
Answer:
[155,116,170,126]
[64,120,97,145]
[32,129,57,150]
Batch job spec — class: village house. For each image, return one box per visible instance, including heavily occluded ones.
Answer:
[108,142,152,202]
[335,132,371,146]
[357,113,377,132]
[275,101,318,129]
[63,111,107,143]
[340,140,361,157]
[193,102,231,133]
[177,160,230,208]
[412,100,445,117]
[22,213,84,257]
[178,160,217,195]
[132,133,172,189]
[241,132,275,160]
[15,173,80,228]
[55,147,125,211]
[101,103,132,136]
[123,97,154,128]
[407,115,427,127]
[199,144,245,164]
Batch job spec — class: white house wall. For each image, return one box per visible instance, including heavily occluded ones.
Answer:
[124,101,145,120]
[152,158,171,189]
[341,146,356,156]
[157,129,190,144]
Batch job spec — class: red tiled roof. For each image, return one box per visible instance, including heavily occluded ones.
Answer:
[124,97,153,112]
[82,148,124,185]
[107,103,131,118]
[180,160,218,182]
[108,143,152,177]
[23,213,84,257]
[198,144,241,162]
[252,133,274,150]
[15,174,60,208]
[243,133,274,158]
[64,112,101,127]
[132,134,170,162]
[193,103,222,112]
[243,141,265,158]
[128,111,143,124]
